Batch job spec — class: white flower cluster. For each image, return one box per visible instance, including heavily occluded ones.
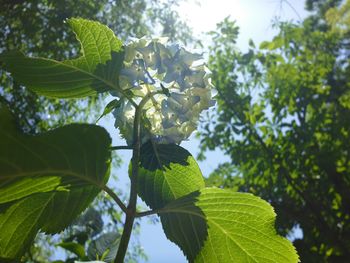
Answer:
[112,38,215,144]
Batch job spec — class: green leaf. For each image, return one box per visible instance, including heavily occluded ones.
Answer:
[58,242,87,259]
[0,18,124,98]
[248,39,255,48]
[259,41,270,50]
[87,232,120,262]
[158,188,299,263]
[96,99,121,122]
[137,141,205,209]
[0,102,111,260]
[259,37,283,51]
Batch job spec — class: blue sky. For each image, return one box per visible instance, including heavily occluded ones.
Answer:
[97,1,310,262]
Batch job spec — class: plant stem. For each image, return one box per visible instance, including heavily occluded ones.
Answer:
[103,185,128,214]
[110,145,133,151]
[135,209,159,218]
[114,108,141,262]
[115,209,136,262]
[115,92,160,262]
[114,91,163,262]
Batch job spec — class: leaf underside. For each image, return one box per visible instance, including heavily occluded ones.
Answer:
[137,141,205,209]
[134,142,298,262]
[0,18,124,98]
[0,102,111,260]
[159,188,299,263]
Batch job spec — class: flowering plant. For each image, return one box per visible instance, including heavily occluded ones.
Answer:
[0,18,299,263]
[114,37,215,144]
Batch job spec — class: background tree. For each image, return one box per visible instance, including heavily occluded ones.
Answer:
[200,1,350,262]
[0,1,192,262]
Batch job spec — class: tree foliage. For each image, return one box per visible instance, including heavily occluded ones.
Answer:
[201,1,350,262]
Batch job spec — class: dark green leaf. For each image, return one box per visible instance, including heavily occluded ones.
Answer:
[0,102,111,260]
[96,99,121,122]
[248,39,255,48]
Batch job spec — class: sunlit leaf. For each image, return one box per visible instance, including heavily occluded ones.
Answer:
[58,242,87,259]
[159,188,299,263]
[136,140,205,209]
[0,18,124,98]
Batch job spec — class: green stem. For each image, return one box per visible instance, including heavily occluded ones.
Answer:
[114,107,140,262]
[114,91,161,262]
[103,185,128,214]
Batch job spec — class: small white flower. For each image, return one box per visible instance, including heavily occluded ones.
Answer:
[120,59,154,87]
[113,38,216,144]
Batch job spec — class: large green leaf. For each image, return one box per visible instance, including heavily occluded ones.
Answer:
[0,18,123,98]
[137,141,205,209]
[0,102,111,260]
[158,188,299,263]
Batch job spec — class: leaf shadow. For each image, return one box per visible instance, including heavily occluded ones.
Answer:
[92,50,125,94]
[139,140,190,171]
[159,190,209,262]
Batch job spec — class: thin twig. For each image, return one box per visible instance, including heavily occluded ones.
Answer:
[135,209,159,218]
[110,145,133,151]
[281,0,302,21]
